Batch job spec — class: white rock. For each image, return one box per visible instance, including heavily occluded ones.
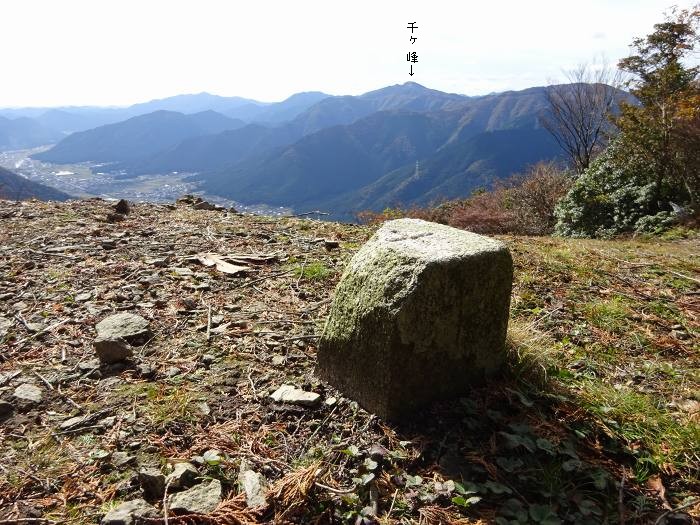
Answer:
[269,384,321,407]
[100,498,158,525]
[13,383,43,403]
[165,462,198,489]
[239,460,268,508]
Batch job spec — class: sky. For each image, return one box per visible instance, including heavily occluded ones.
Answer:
[1,0,697,107]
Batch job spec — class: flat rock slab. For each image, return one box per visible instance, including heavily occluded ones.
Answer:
[95,313,150,342]
[14,383,43,403]
[317,218,513,421]
[168,479,222,514]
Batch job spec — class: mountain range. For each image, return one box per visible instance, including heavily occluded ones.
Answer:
[1,82,625,218]
[0,91,332,149]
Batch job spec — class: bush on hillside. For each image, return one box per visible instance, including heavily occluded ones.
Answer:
[553,138,688,237]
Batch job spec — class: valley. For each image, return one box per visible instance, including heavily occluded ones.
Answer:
[0,148,292,215]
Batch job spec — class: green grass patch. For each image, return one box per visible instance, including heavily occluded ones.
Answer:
[572,380,700,482]
[582,296,631,333]
[293,260,332,280]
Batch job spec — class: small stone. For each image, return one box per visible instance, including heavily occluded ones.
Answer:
[0,400,14,418]
[94,337,133,364]
[106,213,125,224]
[165,462,199,490]
[76,292,92,302]
[177,194,195,205]
[193,201,218,211]
[115,199,131,215]
[269,384,321,407]
[271,355,285,366]
[94,313,150,364]
[672,330,689,340]
[102,239,118,249]
[324,239,340,250]
[239,461,268,508]
[324,396,337,406]
[100,498,158,525]
[168,479,222,514]
[25,322,45,333]
[201,354,216,366]
[98,416,117,428]
[139,467,165,498]
[13,383,42,403]
[60,415,85,430]
[79,359,101,372]
[112,451,135,468]
[172,267,194,277]
[164,366,181,378]
[145,257,167,267]
[136,363,155,378]
[196,402,211,416]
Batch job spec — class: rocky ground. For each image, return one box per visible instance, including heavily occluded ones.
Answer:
[0,198,698,524]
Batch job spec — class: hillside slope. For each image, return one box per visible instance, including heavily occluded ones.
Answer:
[324,128,560,217]
[0,167,71,201]
[197,86,561,214]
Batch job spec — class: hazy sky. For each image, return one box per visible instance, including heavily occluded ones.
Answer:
[1,0,696,107]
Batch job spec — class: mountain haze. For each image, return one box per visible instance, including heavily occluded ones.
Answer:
[32,110,245,164]
[0,116,63,151]
[223,91,331,123]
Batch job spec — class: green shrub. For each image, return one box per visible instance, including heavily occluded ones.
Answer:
[554,139,682,238]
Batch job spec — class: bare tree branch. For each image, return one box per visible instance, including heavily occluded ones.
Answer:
[541,59,625,174]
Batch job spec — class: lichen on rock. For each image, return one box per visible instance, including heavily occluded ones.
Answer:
[317,218,513,420]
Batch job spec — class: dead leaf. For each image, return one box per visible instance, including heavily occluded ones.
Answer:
[646,475,671,509]
[196,253,249,275]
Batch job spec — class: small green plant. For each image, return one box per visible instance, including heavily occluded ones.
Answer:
[293,261,332,280]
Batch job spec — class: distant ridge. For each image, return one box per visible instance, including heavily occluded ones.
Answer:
[32,110,245,164]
